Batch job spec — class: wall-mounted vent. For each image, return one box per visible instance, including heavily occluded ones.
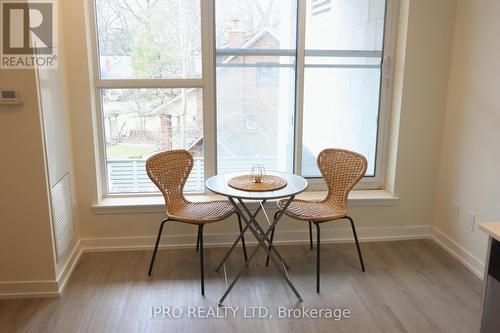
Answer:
[51,173,75,260]
[311,0,332,17]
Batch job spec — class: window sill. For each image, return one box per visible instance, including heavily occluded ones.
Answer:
[92,190,399,214]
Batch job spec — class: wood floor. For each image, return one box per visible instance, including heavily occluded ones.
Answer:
[0,240,482,333]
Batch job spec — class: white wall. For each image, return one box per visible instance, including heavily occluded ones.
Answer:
[0,0,79,295]
[0,69,56,284]
[432,0,500,272]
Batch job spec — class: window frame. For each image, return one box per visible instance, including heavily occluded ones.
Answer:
[88,0,398,198]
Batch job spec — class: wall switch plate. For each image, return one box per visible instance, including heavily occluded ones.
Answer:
[465,211,476,231]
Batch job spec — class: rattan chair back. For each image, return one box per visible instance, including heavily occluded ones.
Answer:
[317,148,368,211]
[146,149,192,212]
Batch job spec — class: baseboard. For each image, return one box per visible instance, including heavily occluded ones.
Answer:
[56,240,83,293]
[430,226,485,280]
[80,225,432,252]
[0,280,59,299]
[0,241,84,300]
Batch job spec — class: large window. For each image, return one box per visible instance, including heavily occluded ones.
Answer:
[91,0,396,195]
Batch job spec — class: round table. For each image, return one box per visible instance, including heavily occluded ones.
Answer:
[206,171,308,305]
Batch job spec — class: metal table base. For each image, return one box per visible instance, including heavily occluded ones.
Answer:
[216,195,303,305]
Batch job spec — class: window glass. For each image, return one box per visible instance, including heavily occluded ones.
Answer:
[215,0,297,174]
[102,88,204,193]
[302,0,386,177]
[95,0,202,79]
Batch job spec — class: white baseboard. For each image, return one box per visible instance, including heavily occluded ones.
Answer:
[0,280,59,299]
[430,226,485,280]
[0,224,437,299]
[80,225,432,252]
[56,240,83,293]
[0,241,83,300]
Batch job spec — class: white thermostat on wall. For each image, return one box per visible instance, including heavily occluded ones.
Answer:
[0,89,23,105]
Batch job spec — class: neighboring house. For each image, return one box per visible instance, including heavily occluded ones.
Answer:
[155,89,203,157]
[215,28,281,159]
[157,27,282,159]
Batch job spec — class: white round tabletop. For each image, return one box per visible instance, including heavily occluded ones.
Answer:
[206,171,308,200]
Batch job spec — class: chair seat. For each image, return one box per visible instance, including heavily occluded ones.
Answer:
[277,199,346,222]
[167,200,235,224]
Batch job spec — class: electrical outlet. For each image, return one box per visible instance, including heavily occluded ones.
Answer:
[465,211,476,231]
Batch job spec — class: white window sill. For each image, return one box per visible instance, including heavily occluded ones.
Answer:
[92,190,399,214]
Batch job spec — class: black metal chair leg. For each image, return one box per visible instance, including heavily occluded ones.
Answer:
[265,211,280,267]
[237,213,248,262]
[198,224,205,295]
[196,230,200,252]
[315,222,320,293]
[148,219,169,276]
[346,216,365,272]
[309,221,313,250]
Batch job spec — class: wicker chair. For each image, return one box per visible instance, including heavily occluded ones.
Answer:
[146,150,247,295]
[267,148,367,292]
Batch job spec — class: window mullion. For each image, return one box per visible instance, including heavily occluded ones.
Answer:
[201,0,216,185]
[96,79,205,89]
[294,0,307,175]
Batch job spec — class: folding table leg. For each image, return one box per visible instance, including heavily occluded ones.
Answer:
[214,207,262,273]
[218,197,302,305]
[237,198,290,269]
[237,213,248,262]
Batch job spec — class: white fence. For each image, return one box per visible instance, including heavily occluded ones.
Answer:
[107,158,205,193]
[107,157,278,193]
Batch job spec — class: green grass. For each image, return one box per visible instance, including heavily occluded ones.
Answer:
[107,143,158,159]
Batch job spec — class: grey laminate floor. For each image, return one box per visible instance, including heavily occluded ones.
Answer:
[0,240,482,333]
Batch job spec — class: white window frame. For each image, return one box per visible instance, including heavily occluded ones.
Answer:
[87,0,398,198]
